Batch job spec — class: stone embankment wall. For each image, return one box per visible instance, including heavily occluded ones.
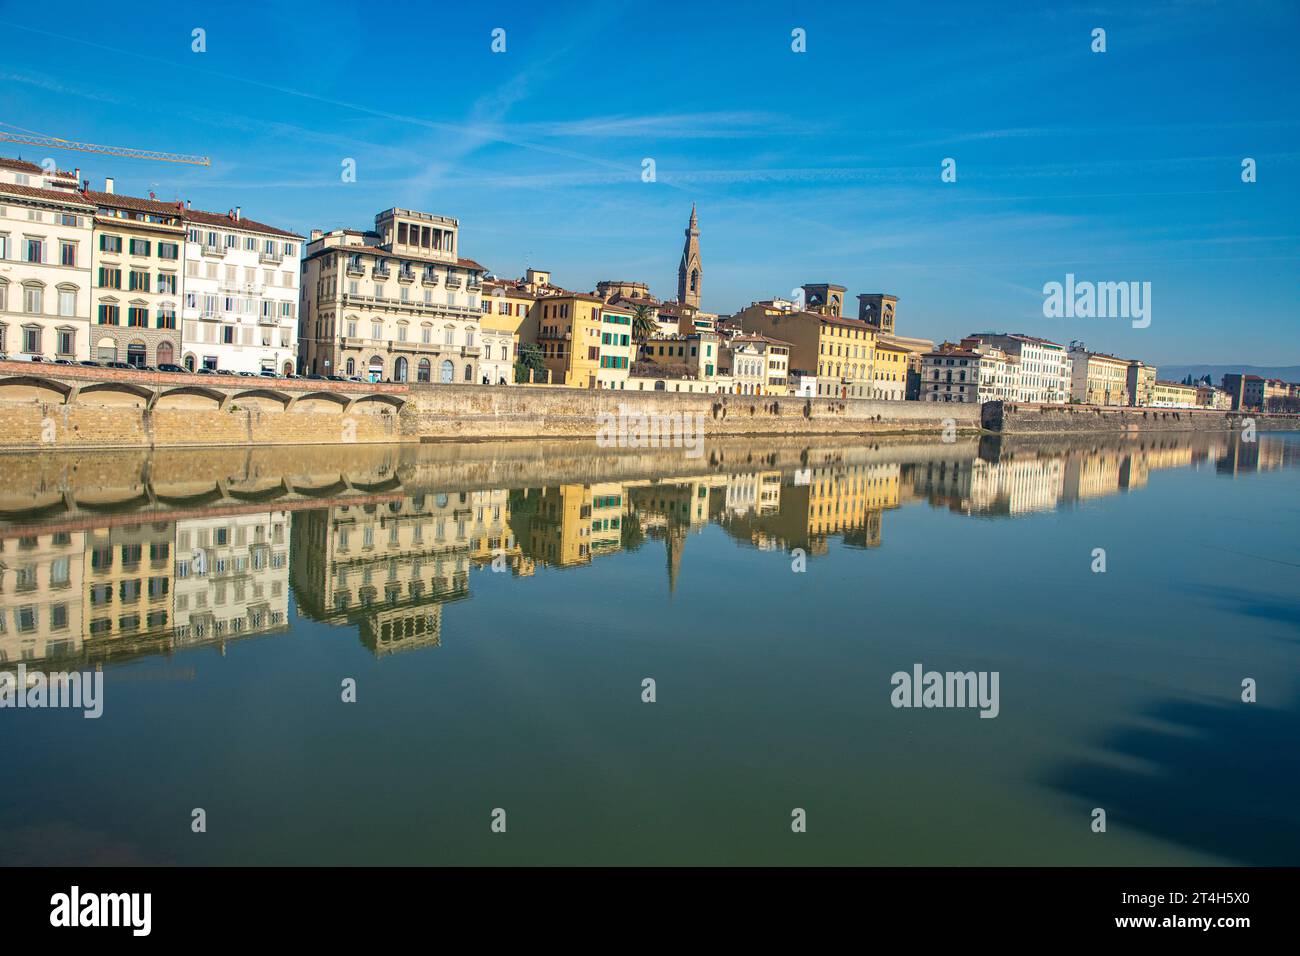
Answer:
[983,400,1300,434]
[0,361,980,450]
[397,384,978,442]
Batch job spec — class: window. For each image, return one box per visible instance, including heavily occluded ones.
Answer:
[57,329,75,355]
[157,305,176,330]
[158,273,177,294]
[58,288,76,317]
[129,270,150,292]
[60,241,77,266]
[25,238,43,263]
[128,307,148,327]
[98,267,122,289]
[98,303,120,325]
[23,285,43,314]
[22,327,41,353]
[100,234,122,253]
[129,238,151,256]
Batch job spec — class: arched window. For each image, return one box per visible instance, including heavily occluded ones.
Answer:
[394,357,408,382]
[345,358,355,376]
[183,353,196,371]
[440,359,454,384]
[464,364,472,382]
[55,283,78,317]
[22,281,45,315]
[97,338,118,363]
[282,361,293,376]
[417,358,431,382]
[156,341,174,366]
[368,355,384,382]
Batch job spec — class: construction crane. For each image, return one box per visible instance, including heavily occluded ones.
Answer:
[0,129,210,167]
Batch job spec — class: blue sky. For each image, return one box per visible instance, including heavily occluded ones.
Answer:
[2,0,1297,365]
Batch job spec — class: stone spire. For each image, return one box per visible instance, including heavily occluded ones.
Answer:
[677,203,701,310]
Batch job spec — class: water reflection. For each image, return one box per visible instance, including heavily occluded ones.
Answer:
[2,432,1296,672]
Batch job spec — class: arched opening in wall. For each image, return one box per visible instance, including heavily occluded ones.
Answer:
[440,360,454,384]
[183,353,196,371]
[393,357,409,382]
[345,358,355,376]
[156,341,174,367]
[283,360,293,377]
[463,364,472,382]
[127,341,147,368]
[417,359,431,383]
[96,337,117,363]
[367,355,384,383]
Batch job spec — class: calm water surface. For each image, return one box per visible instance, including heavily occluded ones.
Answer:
[2,433,1297,865]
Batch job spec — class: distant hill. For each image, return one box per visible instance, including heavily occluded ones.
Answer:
[1159,364,1300,383]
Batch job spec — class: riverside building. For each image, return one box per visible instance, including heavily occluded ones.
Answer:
[299,208,486,383]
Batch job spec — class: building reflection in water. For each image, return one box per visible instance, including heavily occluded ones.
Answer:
[2,434,1295,672]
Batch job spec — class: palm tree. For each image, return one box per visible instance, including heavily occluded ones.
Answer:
[632,303,658,343]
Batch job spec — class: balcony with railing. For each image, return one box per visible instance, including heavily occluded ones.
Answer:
[421,270,439,286]
[201,244,225,258]
[397,267,416,283]
[444,273,463,290]
[345,260,365,277]
[258,251,283,265]
[537,329,571,341]
[372,263,391,280]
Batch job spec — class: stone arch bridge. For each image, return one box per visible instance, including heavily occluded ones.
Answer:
[0,361,410,415]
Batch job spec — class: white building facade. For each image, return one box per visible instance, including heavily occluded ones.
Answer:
[181,208,303,374]
[0,164,95,362]
[963,333,1071,404]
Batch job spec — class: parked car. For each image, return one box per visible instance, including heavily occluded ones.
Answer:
[235,371,257,377]
[53,358,77,366]
[326,374,347,382]
[157,363,188,373]
[196,368,218,376]
[346,376,364,383]
[105,361,132,370]
[141,366,159,373]
[259,370,279,378]
[79,360,101,367]
[304,373,326,381]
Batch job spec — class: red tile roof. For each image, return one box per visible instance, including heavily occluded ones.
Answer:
[82,189,186,216]
[0,181,95,207]
[183,207,303,239]
[0,157,42,173]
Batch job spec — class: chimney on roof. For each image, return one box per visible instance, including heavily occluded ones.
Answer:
[104,177,115,194]
[186,199,192,210]
[74,168,80,182]
[310,229,322,241]
[235,206,242,221]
